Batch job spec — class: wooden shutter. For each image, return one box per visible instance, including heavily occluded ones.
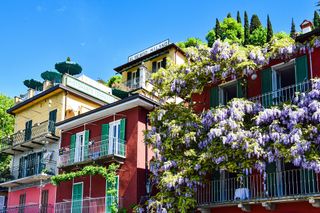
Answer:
[152,61,157,72]
[106,176,119,213]
[101,124,109,156]
[49,109,57,133]
[84,130,90,160]
[119,119,126,156]
[18,157,24,178]
[40,190,49,213]
[261,68,273,107]
[295,55,309,84]
[161,57,167,68]
[37,152,43,174]
[237,79,244,98]
[69,134,76,164]
[210,87,219,108]
[127,72,132,88]
[25,120,32,141]
[72,183,83,213]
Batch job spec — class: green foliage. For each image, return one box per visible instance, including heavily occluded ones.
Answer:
[205,30,216,47]
[290,19,297,38]
[55,57,82,76]
[215,18,222,40]
[41,71,62,83]
[177,37,204,49]
[267,15,273,42]
[237,11,241,23]
[244,11,250,45]
[23,79,43,91]
[249,26,267,46]
[314,11,320,28]
[227,12,232,18]
[0,94,14,181]
[250,14,262,33]
[52,164,120,212]
[106,75,123,88]
[220,17,244,43]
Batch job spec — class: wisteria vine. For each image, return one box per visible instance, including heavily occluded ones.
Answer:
[141,34,320,213]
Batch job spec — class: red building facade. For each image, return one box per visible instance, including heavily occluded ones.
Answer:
[195,29,320,212]
[54,94,157,212]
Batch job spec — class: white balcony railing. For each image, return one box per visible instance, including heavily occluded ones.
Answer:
[55,196,124,213]
[249,81,311,107]
[197,168,320,207]
[58,136,126,167]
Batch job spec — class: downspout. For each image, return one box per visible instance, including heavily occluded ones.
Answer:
[309,50,313,79]
[145,112,149,197]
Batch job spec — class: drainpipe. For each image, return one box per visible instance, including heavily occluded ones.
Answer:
[145,113,149,197]
[309,50,313,79]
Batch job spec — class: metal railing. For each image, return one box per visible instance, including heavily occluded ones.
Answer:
[196,168,320,207]
[0,120,57,151]
[1,204,54,213]
[249,81,311,107]
[58,136,126,167]
[7,161,56,182]
[55,196,124,213]
[121,72,151,92]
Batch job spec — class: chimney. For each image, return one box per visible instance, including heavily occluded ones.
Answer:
[14,96,22,104]
[43,80,52,91]
[300,20,313,34]
[28,88,35,98]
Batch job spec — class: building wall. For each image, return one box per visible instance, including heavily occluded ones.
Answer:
[311,47,320,78]
[57,106,151,211]
[14,91,64,132]
[65,93,101,119]
[7,183,56,207]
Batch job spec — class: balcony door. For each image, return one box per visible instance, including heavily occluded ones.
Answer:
[74,132,85,163]
[108,120,121,155]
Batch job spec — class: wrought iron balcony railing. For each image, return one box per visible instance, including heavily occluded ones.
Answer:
[248,80,311,107]
[55,196,124,213]
[0,120,57,153]
[58,136,126,167]
[196,168,320,207]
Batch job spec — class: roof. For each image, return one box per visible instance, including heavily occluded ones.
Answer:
[7,84,108,115]
[114,43,185,73]
[55,94,159,129]
[295,28,320,43]
[300,20,313,28]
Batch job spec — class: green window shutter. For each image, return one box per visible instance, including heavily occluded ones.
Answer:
[161,57,167,68]
[101,124,109,156]
[48,109,57,133]
[84,130,90,160]
[69,134,76,164]
[210,86,219,108]
[152,62,157,72]
[237,79,244,98]
[295,55,309,84]
[119,119,126,156]
[136,68,140,78]
[261,68,273,107]
[25,120,32,141]
[72,183,83,213]
[106,176,119,213]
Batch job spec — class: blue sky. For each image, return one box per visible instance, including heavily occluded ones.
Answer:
[0,0,317,97]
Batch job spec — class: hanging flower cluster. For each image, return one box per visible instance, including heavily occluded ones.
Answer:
[141,35,320,212]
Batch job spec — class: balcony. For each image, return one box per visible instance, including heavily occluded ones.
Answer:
[0,160,56,188]
[58,136,126,168]
[3,204,54,213]
[196,168,320,209]
[121,71,151,92]
[55,196,124,213]
[249,80,311,107]
[0,120,59,155]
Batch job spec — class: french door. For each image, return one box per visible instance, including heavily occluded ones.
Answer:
[75,132,85,163]
[108,120,121,155]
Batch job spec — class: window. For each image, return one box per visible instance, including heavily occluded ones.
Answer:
[24,120,32,141]
[40,190,49,213]
[108,120,121,155]
[126,68,140,89]
[219,81,238,105]
[18,193,26,213]
[49,109,57,133]
[152,57,166,73]
[74,131,85,163]
[272,60,296,90]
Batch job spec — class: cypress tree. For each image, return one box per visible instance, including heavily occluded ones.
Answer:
[250,14,262,33]
[266,15,273,42]
[237,11,241,23]
[215,18,222,39]
[227,13,232,18]
[244,11,250,45]
[290,18,296,38]
[314,11,320,28]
